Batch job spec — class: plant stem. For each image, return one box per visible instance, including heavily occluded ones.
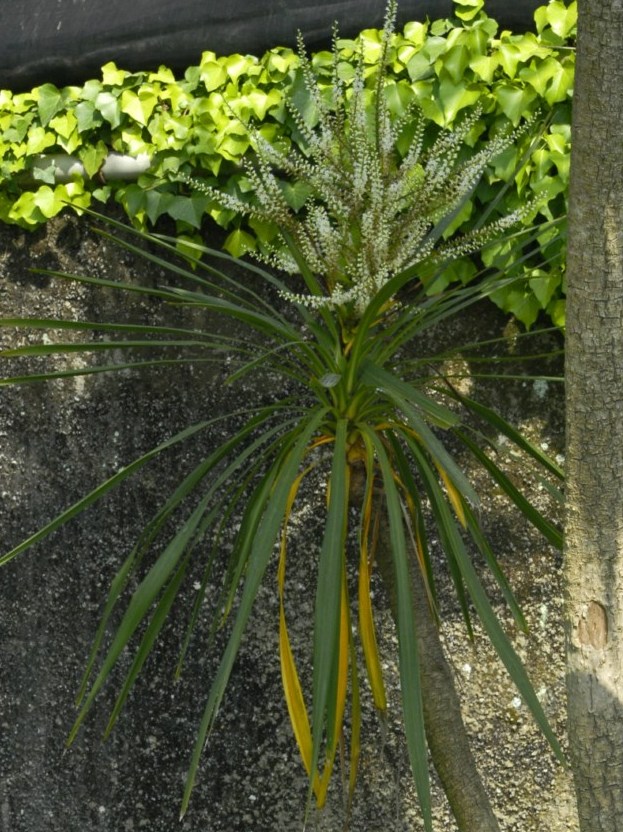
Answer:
[374,511,502,832]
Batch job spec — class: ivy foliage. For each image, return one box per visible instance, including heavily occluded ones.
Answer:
[0,0,575,325]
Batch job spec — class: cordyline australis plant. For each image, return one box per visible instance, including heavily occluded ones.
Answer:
[0,3,564,830]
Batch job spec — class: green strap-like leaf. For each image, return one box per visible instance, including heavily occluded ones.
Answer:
[68,493,214,744]
[309,419,349,795]
[452,393,564,480]
[0,418,216,568]
[363,363,479,509]
[361,361,460,429]
[399,431,473,636]
[0,358,226,386]
[385,434,439,616]
[75,404,300,702]
[103,548,192,737]
[463,503,528,632]
[410,439,565,764]
[0,317,219,340]
[180,407,328,819]
[2,338,221,357]
[363,427,433,832]
[456,429,563,549]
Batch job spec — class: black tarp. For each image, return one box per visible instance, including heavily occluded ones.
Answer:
[0,0,542,92]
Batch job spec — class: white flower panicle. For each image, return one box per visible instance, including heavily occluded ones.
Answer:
[185,0,537,319]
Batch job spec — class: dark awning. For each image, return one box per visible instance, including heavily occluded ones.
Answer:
[0,0,542,92]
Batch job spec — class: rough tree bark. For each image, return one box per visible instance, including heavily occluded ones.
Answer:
[564,1,623,830]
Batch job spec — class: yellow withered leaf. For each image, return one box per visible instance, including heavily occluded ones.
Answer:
[437,464,467,528]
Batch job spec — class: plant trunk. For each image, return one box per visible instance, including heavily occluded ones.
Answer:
[564,2,623,830]
[374,511,501,832]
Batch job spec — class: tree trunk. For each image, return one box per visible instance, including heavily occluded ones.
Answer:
[374,512,501,832]
[564,2,623,830]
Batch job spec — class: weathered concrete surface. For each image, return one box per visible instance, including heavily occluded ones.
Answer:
[0,212,424,831]
[0,209,577,831]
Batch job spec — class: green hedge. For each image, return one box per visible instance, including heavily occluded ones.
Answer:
[0,0,575,326]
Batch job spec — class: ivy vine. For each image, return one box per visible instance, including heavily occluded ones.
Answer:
[0,0,576,326]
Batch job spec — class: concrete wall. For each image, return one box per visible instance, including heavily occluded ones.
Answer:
[0,212,422,831]
[0,209,575,831]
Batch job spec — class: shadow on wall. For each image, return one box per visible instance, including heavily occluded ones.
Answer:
[0,210,430,832]
[0,209,574,831]
[1,0,544,91]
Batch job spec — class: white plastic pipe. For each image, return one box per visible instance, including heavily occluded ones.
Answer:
[33,152,151,183]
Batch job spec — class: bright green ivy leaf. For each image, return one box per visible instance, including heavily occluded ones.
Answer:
[544,59,574,104]
[174,233,204,263]
[519,57,558,96]
[438,79,481,124]
[8,92,37,115]
[3,115,34,143]
[142,190,174,225]
[547,298,566,328]
[535,0,578,39]
[424,36,450,63]
[166,194,211,228]
[101,62,128,87]
[265,50,296,79]
[491,285,541,328]
[148,66,177,84]
[95,91,122,128]
[496,36,547,79]
[27,126,56,154]
[407,52,434,82]
[430,18,453,36]
[80,79,103,102]
[75,101,98,132]
[248,216,279,245]
[58,180,90,210]
[453,0,485,22]
[200,62,228,92]
[31,165,57,185]
[37,83,65,127]
[359,28,384,63]
[79,141,109,177]
[48,112,80,153]
[529,271,560,308]
[416,92,444,126]
[92,185,112,203]
[494,84,536,124]
[119,183,148,224]
[120,89,159,126]
[33,185,62,218]
[469,54,498,83]
[280,181,313,212]
[48,111,77,140]
[8,190,43,226]
[531,174,567,203]
[402,21,427,47]
[442,45,471,84]
[118,124,152,156]
[223,228,257,257]
[223,54,252,83]
[383,81,414,118]
[244,89,282,120]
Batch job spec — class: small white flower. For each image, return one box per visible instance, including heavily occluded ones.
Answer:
[185,0,532,320]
